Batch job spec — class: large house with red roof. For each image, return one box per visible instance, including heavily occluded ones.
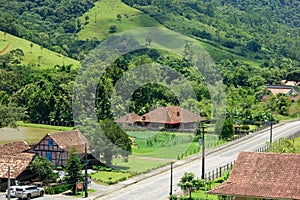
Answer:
[115,106,206,130]
[207,152,300,200]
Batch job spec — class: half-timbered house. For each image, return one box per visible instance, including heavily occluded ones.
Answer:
[29,130,90,167]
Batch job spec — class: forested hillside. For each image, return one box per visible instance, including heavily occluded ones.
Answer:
[0,0,299,128]
[0,0,99,60]
[122,0,300,62]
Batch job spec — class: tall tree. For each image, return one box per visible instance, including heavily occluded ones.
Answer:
[65,147,83,194]
[99,119,132,166]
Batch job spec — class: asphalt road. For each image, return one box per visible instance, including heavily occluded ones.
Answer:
[96,120,300,200]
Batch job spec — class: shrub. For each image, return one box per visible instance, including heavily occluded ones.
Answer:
[240,125,250,130]
[254,121,262,127]
[45,183,70,194]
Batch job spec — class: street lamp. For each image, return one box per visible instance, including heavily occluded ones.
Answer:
[169,162,173,196]
[84,144,88,198]
[270,120,273,144]
[196,122,206,180]
[200,124,205,180]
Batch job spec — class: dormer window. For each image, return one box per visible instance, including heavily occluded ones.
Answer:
[142,115,146,120]
[177,111,180,116]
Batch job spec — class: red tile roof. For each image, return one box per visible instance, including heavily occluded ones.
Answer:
[48,130,89,154]
[0,153,34,179]
[115,113,141,123]
[138,106,206,123]
[207,152,300,199]
[0,141,31,155]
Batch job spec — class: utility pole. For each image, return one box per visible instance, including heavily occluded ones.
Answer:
[84,144,88,198]
[7,166,10,200]
[270,120,273,144]
[169,162,173,196]
[200,124,205,180]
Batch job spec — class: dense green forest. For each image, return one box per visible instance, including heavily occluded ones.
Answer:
[122,0,300,62]
[0,0,99,60]
[0,0,299,128]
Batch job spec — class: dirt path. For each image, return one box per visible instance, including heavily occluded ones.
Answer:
[0,34,13,55]
[0,42,12,55]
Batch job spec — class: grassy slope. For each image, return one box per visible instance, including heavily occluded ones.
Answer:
[79,0,262,67]
[0,31,80,69]
[78,0,162,40]
[0,127,53,145]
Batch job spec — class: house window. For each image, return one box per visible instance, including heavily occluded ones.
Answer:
[48,139,54,146]
[46,151,52,162]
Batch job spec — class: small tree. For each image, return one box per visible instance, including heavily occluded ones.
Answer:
[178,172,204,199]
[29,156,55,181]
[109,25,117,33]
[215,117,234,140]
[65,147,83,194]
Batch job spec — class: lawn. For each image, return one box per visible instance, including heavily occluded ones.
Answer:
[91,171,131,185]
[128,131,224,159]
[0,31,80,69]
[78,0,161,41]
[0,126,54,145]
[112,156,170,173]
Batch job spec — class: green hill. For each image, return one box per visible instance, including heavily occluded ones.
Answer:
[78,0,162,41]
[0,31,80,69]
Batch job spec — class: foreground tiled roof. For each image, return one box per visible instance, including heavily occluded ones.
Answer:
[137,106,206,123]
[207,152,300,199]
[0,153,34,179]
[115,113,141,123]
[0,141,31,155]
[48,130,89,154]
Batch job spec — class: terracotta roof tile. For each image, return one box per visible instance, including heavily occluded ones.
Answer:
[0,141,30,155]
[0,153,34,179]
[137,106,206,123]
[48,130,89,154]
[115,113,141,123]
[207,152,300,199]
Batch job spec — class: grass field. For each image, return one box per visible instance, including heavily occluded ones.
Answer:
[0,126,54,145]
[91,171,131,184]
[0,31,80,69]
[16,122,74,131]
[128,131,223,159]
[78,0,161,41]
[112,156,170,173]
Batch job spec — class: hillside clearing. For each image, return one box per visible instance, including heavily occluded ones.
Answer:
[78,0,162,40]
[0,31,80,69]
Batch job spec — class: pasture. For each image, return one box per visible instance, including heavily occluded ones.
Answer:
[0,31,80,69]
[78,0,161,41]
[0,126,53,145]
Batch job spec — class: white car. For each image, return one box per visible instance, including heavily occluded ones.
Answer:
[5,186,18,198]
[15,185,44,200]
